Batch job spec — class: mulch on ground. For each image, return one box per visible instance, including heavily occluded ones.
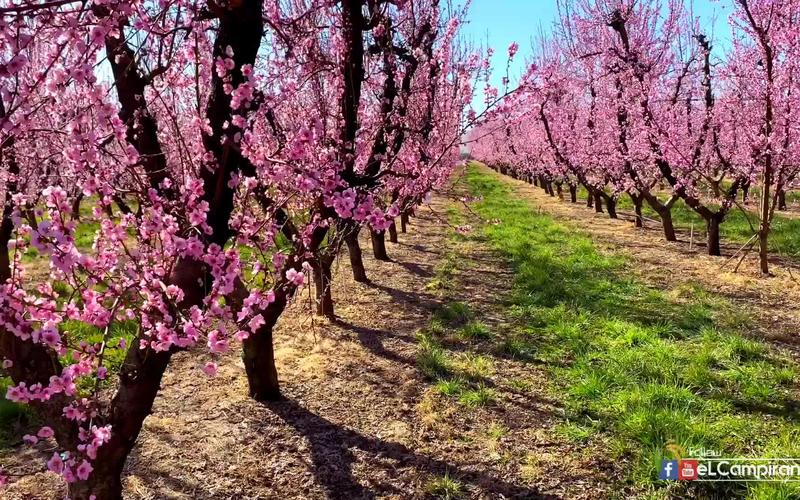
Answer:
[1,191,609,499]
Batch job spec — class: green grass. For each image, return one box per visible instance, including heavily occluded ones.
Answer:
[0,319,136,450]
[424,472,465,499]
[417,332,452,380]
[416,239,500,410]
[435,378,467,396]
[486,421,509,440]
[456,353,494,381]
[464,164,800,498]
[458,386,496,408]
[59,319,138,395]
[434,301,474,327]
[457,321,492,341]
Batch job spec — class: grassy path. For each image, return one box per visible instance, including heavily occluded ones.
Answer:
[460,165,800,499]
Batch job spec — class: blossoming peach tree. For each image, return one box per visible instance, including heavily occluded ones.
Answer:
[0,0,477,497]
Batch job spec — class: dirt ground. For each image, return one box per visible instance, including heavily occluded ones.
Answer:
[0,191,611,499]
[6,166,800,499]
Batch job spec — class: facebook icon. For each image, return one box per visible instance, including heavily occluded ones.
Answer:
[660,460,679,480]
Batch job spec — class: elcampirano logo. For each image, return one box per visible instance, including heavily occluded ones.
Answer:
[659,442,800,482]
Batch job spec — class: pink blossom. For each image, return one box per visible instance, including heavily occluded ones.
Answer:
[248,315,265,333]
[202,362,218,377]
[47,453,64,474]
[37,427,55,439]
[75,460,93,481]
[285,268,305,287]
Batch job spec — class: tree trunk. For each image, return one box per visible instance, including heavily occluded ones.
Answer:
[71,193,84,220]
[706,216,722,257]
[240,228,330,403]
[778,190,787,211]
[68,346,174,500]
[759,173,773,274]
[742,181,751,204]
[758,226,770,274]
[313,255,334,318]
[345,228,369,283]
[533,177,539,187]
[68,255,219,499]
[604,195,618,219]
[68,466,124,500]
[400,213,409,233]
[631,194,643,228]
[388,221,398,243]
[643,193,677,242]
[569,184,577,203]
[660,208,677,242]
[371,228,390,261]
[112,195,133,215]
[586,188,594,208]
[594,192,603,213]
[242,318,281,401]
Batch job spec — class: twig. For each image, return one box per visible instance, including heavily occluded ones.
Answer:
[734,240,757,273]
[719,234,758,270]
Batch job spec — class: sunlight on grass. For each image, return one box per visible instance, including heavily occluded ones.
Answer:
[434,301,473,327]
[458,386,496,408]
[464,164,800,499]
[417,332,452,380]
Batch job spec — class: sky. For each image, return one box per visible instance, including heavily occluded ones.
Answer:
[456,0,735,110]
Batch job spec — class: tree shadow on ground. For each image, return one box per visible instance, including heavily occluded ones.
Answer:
[265,397,555,500]
[366,281,442,313]
[334,320,416,368]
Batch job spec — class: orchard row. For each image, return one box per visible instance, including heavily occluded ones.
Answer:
[0,0,490,497]
[471,0,798,274]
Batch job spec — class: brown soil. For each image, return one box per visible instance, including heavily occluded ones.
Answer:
[0,192,611,499]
